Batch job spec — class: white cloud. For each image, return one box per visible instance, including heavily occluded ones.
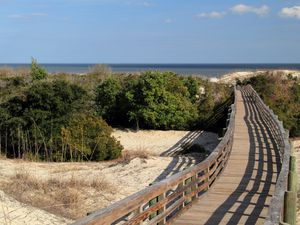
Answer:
[31,13,48,17]
[8,13,48,19]
[279,6,300,19]
[142,1,153,7]
[8,14,27,19]
[164,18,172,24]
[231,4,269,16]
[196,11,226,19]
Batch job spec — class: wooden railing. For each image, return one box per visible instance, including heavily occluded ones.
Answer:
[244,85,296,225]
[202,93,234,131]
[72,87,237,225]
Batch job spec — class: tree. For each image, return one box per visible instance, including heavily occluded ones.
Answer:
[94,77,122,122]
[125,71,198,129]
[31,58,47,80]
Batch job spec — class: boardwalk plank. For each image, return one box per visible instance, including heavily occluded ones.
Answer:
[173,89,279,225]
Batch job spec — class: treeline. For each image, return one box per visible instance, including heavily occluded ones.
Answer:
[95,71,232,130]
[241,74,300,137]
[0,60,232,161]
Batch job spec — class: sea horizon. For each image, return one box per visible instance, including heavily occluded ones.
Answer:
[1,63,300,77]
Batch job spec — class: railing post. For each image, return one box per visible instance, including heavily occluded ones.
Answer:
[137,205,144,225]
[283,141,297,225]
[194,173,198,199]
[184,177,193,206]
[179,181,185,210]
[157,193,166,225]
[284,191,296,225]
[205,166,210,190]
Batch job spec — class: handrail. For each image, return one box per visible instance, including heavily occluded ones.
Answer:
[72,86,237,225]
[244,85,293,225]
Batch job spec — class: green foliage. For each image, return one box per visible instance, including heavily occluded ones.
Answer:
[244,74,300,137]
[95,77,122,122]
[184,77,199,103]
[129,71,197,129]
[198,81,215,121]
[1,68,233,161]
[31,58,47,80]
[0,80,110,161]
[96,71,199,129]
[94,71,231,130]
[61,113,123,161]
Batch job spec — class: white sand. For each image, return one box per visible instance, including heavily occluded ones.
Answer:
[113,129,219,155]
[217,70,300,84]
[0,190,71,225]
[113,129,189,155]
[0,129,219,225]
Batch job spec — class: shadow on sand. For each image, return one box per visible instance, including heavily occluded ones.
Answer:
[153,131,219,183]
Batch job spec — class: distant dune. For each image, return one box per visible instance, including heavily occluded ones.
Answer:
[209,70,300,84]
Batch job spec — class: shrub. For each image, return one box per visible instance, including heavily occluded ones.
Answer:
[94,71,199,129]
[62,113,123,161]
[0,80,88,160]
[31,58,47,80]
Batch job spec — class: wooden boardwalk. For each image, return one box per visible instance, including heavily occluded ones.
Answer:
[72,85,292,225]
[173,88,281,225]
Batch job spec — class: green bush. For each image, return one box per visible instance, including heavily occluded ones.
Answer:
[31,58,47,80]
[61,113,123,161]
[0,80,88,160]
[94,71,232,130]
[95,77,122,122]
[95,71,199,130]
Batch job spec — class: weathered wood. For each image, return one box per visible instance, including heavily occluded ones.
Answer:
[244,86,292,225]
[283,191,296,225]
[174,86,290,225]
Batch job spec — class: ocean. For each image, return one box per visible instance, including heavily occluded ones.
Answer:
[1,63,300,77]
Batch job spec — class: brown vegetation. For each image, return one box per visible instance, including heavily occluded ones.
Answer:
[2,170,115,219]
[88,64,112,78]
[0,67,30,79]
[117,148,157,164]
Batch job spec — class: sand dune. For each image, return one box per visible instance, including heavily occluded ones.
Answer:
[0,129,218,225]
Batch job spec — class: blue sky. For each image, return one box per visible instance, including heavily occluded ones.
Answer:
[0,0,300,63]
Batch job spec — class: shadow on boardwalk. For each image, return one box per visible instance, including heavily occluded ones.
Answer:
[203,87,281,225]
[154,131,219,183]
